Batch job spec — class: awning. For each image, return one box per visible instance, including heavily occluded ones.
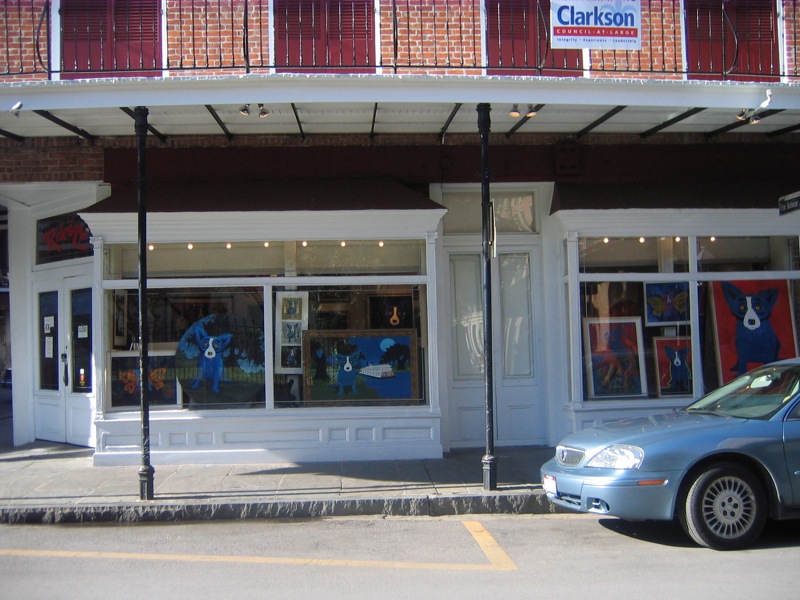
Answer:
[552,181,800,213]
[87,177,442,213]
[80,178,447,243]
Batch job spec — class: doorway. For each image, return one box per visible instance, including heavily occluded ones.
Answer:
[445,244,546,447]
[33,274,94,446]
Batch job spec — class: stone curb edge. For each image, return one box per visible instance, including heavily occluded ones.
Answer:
[0,491,566,524]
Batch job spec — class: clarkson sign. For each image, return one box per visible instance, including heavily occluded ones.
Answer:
[551,0,642,50]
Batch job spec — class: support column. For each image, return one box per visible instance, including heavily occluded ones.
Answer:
[477,102,497,491]
[135,106,155,501]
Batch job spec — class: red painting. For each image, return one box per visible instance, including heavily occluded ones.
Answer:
[711,280,798,385]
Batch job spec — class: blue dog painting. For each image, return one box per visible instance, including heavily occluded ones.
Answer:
[176,312,265,407]
[664,344,691,393]
[191,326,232,393]
[720,281,780,377]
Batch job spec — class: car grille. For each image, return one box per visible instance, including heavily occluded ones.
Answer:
[555,445,585,467]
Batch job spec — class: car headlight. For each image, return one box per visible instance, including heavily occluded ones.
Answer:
[586,444,644,469]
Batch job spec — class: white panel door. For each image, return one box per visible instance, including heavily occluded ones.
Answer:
[33,275,95,446]
[446,245,545,447]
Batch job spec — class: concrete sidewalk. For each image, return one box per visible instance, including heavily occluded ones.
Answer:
[0,436,559,524]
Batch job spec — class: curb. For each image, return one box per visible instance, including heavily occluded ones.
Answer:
[0,491,564,525]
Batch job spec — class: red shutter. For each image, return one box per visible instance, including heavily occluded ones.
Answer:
[686,0,779,81]
[275,0,374,72]
[61,0,108,74]
[114,0,160,73]
[486,0,582,76]
[61,0,160,78]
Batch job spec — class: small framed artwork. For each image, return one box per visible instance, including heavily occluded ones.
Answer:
[369,295,414,329]
[583,317,647,398]
[710,280,799,385]
[275,291,309,374]
[644,282,689,326]
[653,336,692,397]
[113,290,128,348]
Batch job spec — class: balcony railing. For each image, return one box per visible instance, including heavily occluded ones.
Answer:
[1,0,798,81]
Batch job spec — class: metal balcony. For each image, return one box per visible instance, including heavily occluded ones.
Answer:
[1,0,797,81]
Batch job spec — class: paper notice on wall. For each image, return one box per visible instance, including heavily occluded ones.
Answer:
[45,336,53,359]
[78,325,89,339]
[44,316,54,334]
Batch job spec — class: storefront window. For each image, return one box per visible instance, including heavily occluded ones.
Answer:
[580,236,689,273]
[581,280,691,399]
[108,287,265,409]
[578,235,800,401]
[697,236,798,271]
[104,239,426,279]
[440,191,536,234]
[273,284,427,408]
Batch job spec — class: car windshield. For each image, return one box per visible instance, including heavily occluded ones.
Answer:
[686,363,800,420]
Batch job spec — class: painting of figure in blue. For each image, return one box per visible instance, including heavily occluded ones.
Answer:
[304,329,418,403]
[711,280,798,385]
[175,311,265,408]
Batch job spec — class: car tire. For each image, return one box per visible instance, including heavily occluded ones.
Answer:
[680,463,767,550]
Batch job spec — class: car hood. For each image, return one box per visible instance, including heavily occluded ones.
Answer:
[558,411,743,452]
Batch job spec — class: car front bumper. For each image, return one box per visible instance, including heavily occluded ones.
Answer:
[540,458,683,521]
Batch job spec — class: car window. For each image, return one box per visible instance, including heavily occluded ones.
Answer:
[687,364,800,420]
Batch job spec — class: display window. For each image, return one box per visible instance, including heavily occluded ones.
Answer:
[108,287,265,409]
[577,235,800,401]
[273,284,427,408]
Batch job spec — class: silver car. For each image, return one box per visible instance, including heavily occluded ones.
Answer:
[541,359,800,550]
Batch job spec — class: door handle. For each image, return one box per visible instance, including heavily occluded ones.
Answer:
[61,352,68,386]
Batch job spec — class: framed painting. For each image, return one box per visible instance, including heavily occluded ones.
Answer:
[653,336,692,397]
[109,352,178,407]
[644,282,690,326]
[369,295,414,329]
[710,280,799,385]
[583,317,647,398]
[302,329,418,403]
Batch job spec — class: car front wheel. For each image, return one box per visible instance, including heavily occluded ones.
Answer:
[680,463,767,550]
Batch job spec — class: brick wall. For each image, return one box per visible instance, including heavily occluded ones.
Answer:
[1,0,798,77]
[589,0,684,80]
[0,0,50,80]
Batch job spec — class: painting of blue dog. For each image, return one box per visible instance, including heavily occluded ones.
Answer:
[712,280,799,385]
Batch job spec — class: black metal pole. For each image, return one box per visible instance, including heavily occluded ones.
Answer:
[135,106,155,501]
[477,103,497,491]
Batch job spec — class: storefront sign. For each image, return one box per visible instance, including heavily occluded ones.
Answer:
[778,190,800,215]
[36,212,93,265]
[551,0,642,50]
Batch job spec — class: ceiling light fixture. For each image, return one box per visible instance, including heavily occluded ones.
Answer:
[239,104,250,116]
[525,104,538,118]
[9,101,22,117]
[258,104,270,118]
[508,104,521,118]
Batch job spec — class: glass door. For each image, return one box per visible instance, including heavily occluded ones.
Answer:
[34,275,94,446]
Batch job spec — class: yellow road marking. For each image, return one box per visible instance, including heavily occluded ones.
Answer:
[0,520,517,572]
[462,520,517,571]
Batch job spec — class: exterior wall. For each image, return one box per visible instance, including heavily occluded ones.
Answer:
[1,0,798,463]
[3,0,799,78]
